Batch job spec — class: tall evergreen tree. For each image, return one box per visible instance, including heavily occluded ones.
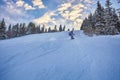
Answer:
[81,18,88,30]
[95,1,105,26]
[19,23,23,36]
[27,22,36,34]
[41,24,45,33]
[12,23,19,37]
[63,25,66,31]
[84,13,94,34]
[7,24,12,38]
[45,28,47,33]
[104,0,119,34]
[48,27,51,32]
[8,24,12,32]
[94,1,105,34]
[0,18,6,39]
[59,24,62,32]
[21,23,26,35]
[36,25,41,33]
[54,25,57,32]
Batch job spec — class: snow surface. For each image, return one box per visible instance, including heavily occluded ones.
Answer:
[0,31,120,80]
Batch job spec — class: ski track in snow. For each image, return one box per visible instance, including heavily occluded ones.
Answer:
[0,31,120,80]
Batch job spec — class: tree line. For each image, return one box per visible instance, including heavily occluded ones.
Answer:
[81,0,120,35]
[0,19,68,40]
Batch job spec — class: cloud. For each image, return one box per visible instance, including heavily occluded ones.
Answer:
[0,0,35,25]
[33,0,95,30]
[15,0,46,10]
[16,0,36,10]
[32,0,46,9]
[1,0,96,30]
[56,3,88,29]
[58,3,71,12]
[33,11,56,26]
[5,1,25,16]
[24,3,35,10]
[84,0,94,4]
[16,0,24,7]
[58,0,96,29]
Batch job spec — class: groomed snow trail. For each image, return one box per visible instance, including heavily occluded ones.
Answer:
[0,31,120,80]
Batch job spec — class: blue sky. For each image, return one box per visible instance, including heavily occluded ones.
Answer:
[0,0,119,30]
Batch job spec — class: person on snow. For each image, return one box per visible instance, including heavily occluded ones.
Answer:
[69,29,75,39]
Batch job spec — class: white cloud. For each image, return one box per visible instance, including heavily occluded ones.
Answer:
[24,3,35,10]
[58,3,71,12]
[16,0,24,7]
[56,0,95,29]
[16,0,36,10]
[1,0,95,30]
[57,3,86,29]
[32,0,46,9]
[33,0,91,30]
[0,0,35,25]
[33,11,56,25]
[15,0,45,10]
[5,1,25,16]
[84,0,94,4]
[72,3,84,10]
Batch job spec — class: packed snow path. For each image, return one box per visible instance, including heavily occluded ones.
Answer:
[0,31,120,80]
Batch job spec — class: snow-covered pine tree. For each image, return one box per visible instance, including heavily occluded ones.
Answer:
[81,18,88,30]
[48,27,51,32]
[45,28,47,33]
[12,23,19,37]
[104,0,119,35]
[37,25,41,33]
[22,23,26,35]
[6,24,12,38]
[19,23,23,36]
[27,22,36,34]
[84,13,94,34]
[36,25,41,33]
[112,8,120,33]
[117,20,120,32]
[0,18,6,39]
[41,24,45,33]
[54,25,57,32]
[94,1,105,35]
[59,24,62,32]
[63,25,66,31]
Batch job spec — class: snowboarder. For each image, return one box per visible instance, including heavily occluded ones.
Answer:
[69,29,75,39]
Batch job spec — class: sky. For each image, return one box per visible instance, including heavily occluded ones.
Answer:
[0,0,120,30]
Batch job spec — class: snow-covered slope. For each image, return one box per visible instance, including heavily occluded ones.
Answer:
[0,31,120,80]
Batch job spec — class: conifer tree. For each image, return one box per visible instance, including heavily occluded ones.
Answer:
[54,25,57,32]
[0,18,6,39]
[48,27,51,32]
[59,24,62,32]
[41,24,45,33]
[104,0,119,34]
[45,28,47,33]
[94,1,105,34]
[21,23,26,35]
[63,25,66,31]
[12,23,19,37]
[7,24,12,38]
[36,25,41,33]
[81,18,88,30]
[27,22,36,34]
